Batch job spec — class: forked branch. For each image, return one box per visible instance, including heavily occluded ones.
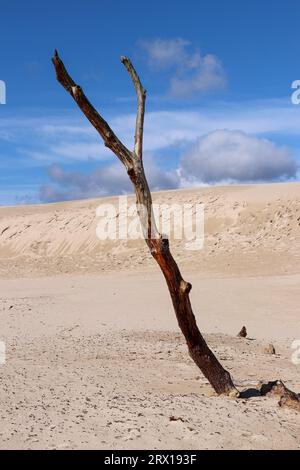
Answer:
[51,49,238,396]
[52,50,133,171]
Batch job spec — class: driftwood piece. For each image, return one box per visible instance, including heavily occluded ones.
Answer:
[237,326,247,338]
[263,344,276,355]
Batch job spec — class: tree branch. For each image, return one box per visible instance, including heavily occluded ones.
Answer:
[121,56,146,160]
[51,50,133,171]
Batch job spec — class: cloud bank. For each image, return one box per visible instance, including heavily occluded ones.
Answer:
[40,156,179,202]
[180,130,297,184]
[40,130,297,202]
[1,99,300,204]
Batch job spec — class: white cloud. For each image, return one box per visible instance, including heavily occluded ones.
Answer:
[170,55,226,97]
[180,130,297,184]
[140,38,194,69]
[139,38,226,96]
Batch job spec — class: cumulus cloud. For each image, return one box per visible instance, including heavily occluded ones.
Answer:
[139,38,226,96]
[40,156,180,203]
[180,130,297,184]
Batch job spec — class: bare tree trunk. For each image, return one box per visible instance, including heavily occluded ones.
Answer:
[51,50,239,396]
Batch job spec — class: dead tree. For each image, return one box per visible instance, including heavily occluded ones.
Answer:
[51,50,237,396]
[52,52,300,406]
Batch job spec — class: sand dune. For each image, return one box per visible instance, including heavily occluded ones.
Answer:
[0,182,300,449]
[0,182,299,278]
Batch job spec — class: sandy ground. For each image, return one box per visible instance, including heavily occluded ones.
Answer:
[0,182,300,449]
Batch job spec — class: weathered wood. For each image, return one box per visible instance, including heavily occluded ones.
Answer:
[260,380,300,411]
[51,50,240,396]
[237,326,247,338]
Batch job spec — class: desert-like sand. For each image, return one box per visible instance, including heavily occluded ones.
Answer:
[0,182,299,449]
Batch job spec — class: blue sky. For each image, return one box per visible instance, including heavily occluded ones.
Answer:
[1,0,300,205]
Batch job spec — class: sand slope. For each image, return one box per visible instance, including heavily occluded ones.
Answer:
[0,183,299,449]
